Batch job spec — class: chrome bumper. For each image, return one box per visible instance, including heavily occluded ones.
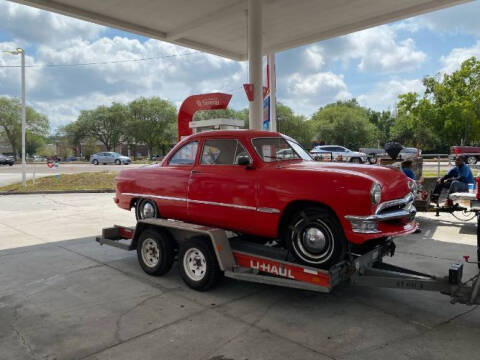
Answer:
[345,193,416,233]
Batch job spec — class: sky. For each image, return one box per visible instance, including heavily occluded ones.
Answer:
[1,0,480,132]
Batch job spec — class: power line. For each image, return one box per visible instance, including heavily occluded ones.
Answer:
[0,50,198,68]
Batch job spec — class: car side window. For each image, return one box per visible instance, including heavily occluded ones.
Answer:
[169,141,198,165]
[201,139,250,165]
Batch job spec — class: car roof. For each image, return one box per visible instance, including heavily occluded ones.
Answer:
[186,129,283,141]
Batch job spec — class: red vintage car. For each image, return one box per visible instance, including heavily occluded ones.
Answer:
[115,130,417,267]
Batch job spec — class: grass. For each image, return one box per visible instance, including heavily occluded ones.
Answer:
[0,172,117,193]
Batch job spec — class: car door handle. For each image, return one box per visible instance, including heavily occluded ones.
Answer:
[191,170,201,174]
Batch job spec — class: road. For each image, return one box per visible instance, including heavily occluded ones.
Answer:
[0,163,147,187]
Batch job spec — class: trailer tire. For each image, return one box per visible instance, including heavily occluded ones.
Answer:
[285,207,346,268]
[137,229,175,276]
[178,237,223,291]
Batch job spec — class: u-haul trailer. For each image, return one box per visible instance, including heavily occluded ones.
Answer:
[96,218,480,305]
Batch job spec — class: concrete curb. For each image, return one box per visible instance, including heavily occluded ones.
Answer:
[0,189,115,195]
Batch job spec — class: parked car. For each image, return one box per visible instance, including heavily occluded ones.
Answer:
[115,130,417,268]
[90,152,131,165]
[449,146,480,165]
[359,148,385,164]
[398,147,421,160]
[0,154,15,166]
[310,145,368,163]
[64,156,79,162]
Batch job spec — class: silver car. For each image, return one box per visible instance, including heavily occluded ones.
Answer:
[90,152,131,165]
[310,145,368,163]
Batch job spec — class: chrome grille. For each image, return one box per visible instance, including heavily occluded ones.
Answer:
[375,193,415,216]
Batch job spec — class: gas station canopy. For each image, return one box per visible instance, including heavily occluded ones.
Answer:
[10,0,471,130]
[11,0,469,61]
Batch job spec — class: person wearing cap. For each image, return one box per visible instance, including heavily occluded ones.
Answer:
[431,155,474,206]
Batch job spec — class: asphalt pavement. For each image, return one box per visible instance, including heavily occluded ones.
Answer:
[0,193,479,359]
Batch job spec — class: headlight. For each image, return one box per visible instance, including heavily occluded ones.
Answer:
[370,183,382,205]
[408,179,417,194]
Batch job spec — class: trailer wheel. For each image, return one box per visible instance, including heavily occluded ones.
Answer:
[178,237,223,291]
[285,207,346,268]
[137,229,175,276]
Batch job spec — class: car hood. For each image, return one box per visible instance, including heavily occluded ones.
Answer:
[275,161,410,200]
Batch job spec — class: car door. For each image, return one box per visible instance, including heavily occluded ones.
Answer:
[187,138,257,233]
[105,152,115,163]
[144,141,199,221]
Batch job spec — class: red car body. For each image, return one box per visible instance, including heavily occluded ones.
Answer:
[115,130,416,247]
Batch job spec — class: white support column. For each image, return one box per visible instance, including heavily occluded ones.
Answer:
[268,53,277,132]
[248,0,263,130]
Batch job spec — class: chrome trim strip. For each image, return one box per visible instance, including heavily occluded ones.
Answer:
[375,193,414,215]
[345,205,416,222]
[121,193,280,214]
[122,193,187,202]
[257,207,281,214]
[188,198,256,211]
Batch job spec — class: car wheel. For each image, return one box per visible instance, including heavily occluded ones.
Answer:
[467,156,477,165]
[350,157,361,164]
[137,229,175,276]
[135,199,159,220]
[178,237,223,291]
[8,163,13,166]
[115,159,121,165]
[285,207,346,268]
[92,159,99,165]
[368,156,377,164]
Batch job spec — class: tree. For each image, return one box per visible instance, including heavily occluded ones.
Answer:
[310,100,378,150]
[0,97,49,158]
[422,57,480,146]
[367,109,394,146]
[128,97,177,157]
[76,102,127,151]
[276,103,312,147]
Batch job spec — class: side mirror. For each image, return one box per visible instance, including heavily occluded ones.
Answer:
[237,156,251,166]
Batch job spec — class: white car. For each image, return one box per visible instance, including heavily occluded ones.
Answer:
[310,145,368,163]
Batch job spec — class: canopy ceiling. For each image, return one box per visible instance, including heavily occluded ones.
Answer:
[10,0,470,61]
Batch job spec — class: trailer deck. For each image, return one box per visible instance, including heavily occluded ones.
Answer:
[97,218,480,305]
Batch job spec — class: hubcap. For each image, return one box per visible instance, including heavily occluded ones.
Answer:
[291,216,335,265]
[302,227,326,253]
[141,238,160,268]
[183,248,207,281]
[141,202,155,218]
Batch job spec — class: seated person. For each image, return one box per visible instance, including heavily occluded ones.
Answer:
[431,155,474,206]
[401,159,416,180]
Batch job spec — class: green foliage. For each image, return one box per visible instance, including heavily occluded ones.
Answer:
[276,103,312,147]
[310,100,378,150]
[83,137,99,160]
[76,102,127,151]
[128,97,177,156]
[0,97,50,158]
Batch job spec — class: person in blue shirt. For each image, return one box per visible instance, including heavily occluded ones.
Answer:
[401,159,416,180]
[431,155,474,205]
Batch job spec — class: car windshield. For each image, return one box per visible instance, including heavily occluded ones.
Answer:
[252,137,312,162]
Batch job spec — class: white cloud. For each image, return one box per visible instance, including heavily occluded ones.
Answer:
[393,1,480,37]
[0,35,248,129]
[440,40,480,74]
[302,26,426,74]
[280,71,351,114]
[358,79,425,111]
[0,0,105,46]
